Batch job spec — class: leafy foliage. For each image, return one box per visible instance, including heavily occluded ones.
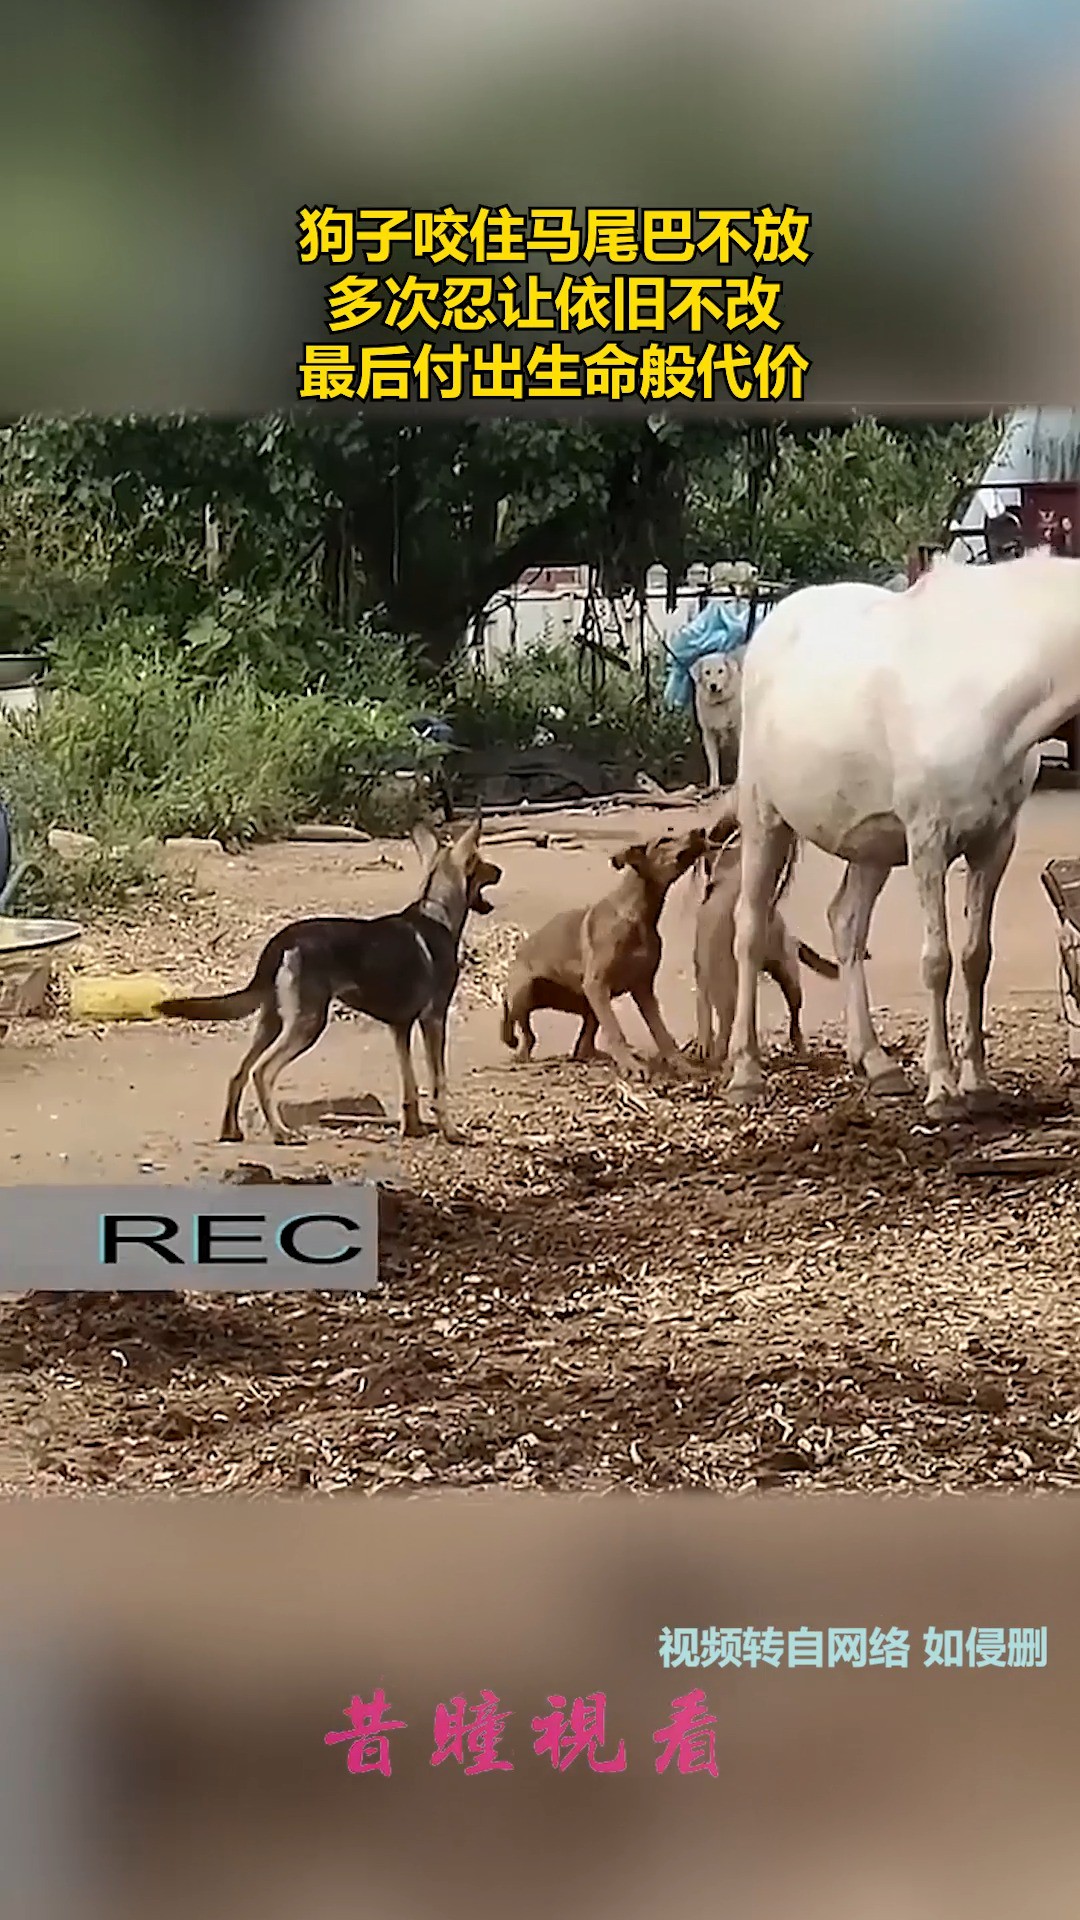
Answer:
[0,644,424,857]
[0,411,998,669]
[0,408,1002,913]
[685,415,1001,581]
[449,643,692,782]
[0,413,705,671]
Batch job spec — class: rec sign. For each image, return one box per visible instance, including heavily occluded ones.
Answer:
[0,1185,380,1290]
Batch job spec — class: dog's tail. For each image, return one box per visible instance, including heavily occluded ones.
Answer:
[796,940,839,980]
[157,983,263,1022]
[499,993,519,1052]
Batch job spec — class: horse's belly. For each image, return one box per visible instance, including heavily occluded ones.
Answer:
[750,727,906,864]
[780,791,908,866]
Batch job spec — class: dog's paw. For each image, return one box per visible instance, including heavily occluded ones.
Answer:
[619,1056,651,1084]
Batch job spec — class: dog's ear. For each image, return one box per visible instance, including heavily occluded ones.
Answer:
[411,822,442,867]
[451,815,482,863]
[611,842,647,873]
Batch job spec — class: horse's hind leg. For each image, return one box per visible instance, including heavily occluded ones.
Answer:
[826,861,906,1096]
[910,838,961,1120]
[956,822,1017,1110]
[727,804,795,1104]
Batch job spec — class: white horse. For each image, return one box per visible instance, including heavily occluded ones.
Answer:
[726,548,1079,1120]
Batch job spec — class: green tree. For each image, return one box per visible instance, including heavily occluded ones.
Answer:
[685,415,1000,583]
[0,412,1001,676]
[1,413,732,672]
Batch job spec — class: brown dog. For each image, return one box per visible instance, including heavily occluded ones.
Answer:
[500,821,724,1081]
[690,833,838,1066]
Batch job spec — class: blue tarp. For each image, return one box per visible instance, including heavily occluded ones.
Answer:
[663,599,750,710]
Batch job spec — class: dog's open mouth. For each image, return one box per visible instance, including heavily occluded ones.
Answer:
[467,859,501,915]
[468,880,496,914]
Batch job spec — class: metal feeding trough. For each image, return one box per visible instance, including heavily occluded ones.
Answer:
[0,918,83,1022]
[0,800,82,1026]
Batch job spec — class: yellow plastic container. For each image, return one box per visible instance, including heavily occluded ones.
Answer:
[69,972,172,1022]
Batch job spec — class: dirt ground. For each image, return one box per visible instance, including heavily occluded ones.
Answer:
[2,792,1080,1495]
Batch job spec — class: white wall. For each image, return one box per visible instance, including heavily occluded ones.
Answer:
[468,566,750,674]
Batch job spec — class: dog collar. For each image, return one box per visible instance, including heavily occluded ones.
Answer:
[422,898,455,934]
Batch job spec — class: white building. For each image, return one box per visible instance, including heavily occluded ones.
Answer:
[468,563,719,674]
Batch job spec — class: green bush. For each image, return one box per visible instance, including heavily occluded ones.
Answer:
[10,844,172,921]
[0,618,693,924]
[0,645,430,870]
[46,596,425,707]
[448,643,693,781]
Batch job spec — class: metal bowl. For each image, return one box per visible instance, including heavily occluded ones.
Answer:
[0,654,47,691]
[0,918,82,974]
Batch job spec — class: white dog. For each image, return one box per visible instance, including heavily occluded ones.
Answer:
[690,649,745,790]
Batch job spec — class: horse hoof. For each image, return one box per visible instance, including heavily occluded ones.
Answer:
[924,1094,965,1124]
[866,1065,912,1099]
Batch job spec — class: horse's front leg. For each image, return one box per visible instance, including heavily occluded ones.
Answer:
[727,806,795,1104]
[956,823,1017,1110]
[911,841,961,1120]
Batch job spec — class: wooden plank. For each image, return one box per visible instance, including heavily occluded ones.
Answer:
[287,825,373,843]
[952,1151,1079,1178]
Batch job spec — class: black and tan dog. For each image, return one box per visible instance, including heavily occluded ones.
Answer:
[157,818,501,1146]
